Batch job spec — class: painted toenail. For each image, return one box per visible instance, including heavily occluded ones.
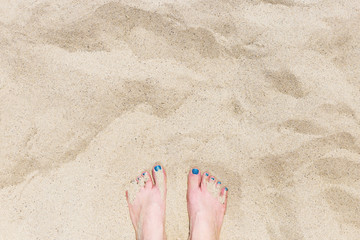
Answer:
[142,172,146,176]
[154,165,162,171]
[192,168,199,175]
[205,173,209,176]
[225,187,228,191]
[211,177,215,180]
[217,181,221,184]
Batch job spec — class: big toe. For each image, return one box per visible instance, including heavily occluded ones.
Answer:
[152,164,166,198]
[188,168,201,191]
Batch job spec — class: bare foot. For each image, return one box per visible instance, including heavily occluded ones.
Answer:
[187,168,228,240]
[126,164,167,240]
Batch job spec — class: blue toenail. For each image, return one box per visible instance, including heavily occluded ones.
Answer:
[205,173,209,176]
[154,165,161,171]
[225,187,228,191]
[142,172,146,176]
[217,181,221,184]
[192,168,199,175]
[211,177,215,180]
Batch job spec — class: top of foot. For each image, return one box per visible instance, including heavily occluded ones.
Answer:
[126,164,167,240]
[187,168,228,240]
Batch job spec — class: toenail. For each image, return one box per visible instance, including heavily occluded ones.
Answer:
[217,181,221,184]
[142,172,146,176]
[225,187,228,191]
[211,177,215,180]
[192,168,199,175]
[154,165,162,171]
[205,173,209,176]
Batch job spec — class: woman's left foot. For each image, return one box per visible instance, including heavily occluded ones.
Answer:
[126,164,167,240]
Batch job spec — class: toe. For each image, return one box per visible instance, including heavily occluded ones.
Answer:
[216,180,223,196]
[142,171,153,188]
[209,176,216,184]
[137,175,145,187]
[207,176,217,194]
[152,164,167,198]
[219,187,229,205]
[216,180,222,191]
[126,179,140,205]
[138,172,153,188]
[188,168,201,191]
[201,171,210,190]
[152,165,166,186]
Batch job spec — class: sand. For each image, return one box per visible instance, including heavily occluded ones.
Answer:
[1,0,360,239]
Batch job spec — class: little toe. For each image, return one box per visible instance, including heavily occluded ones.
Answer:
[188,168,201,191]
[219,187,229,205]
[152,164,167,198]
[126,179,140,205]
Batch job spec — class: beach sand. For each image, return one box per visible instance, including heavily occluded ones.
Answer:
[1,0,360,239]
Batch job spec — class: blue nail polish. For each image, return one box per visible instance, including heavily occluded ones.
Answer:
[211,177,215,180]
[205,173,209,176]
[192,168,199,175]
[142,172,146,176]
[225,187,228,191]
[154,165,161,171]
[217,181,221,184]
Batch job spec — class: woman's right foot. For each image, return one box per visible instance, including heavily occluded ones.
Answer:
[187,168,228,240]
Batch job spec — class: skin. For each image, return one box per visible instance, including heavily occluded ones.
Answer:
[126,165,228,240]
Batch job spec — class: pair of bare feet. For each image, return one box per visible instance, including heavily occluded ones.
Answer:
[125,164,228,240]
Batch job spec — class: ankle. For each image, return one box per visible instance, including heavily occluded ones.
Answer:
[137,225,165,240]
[190,228,219,240]
[189,214,219,240]
[138,233,165,240]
